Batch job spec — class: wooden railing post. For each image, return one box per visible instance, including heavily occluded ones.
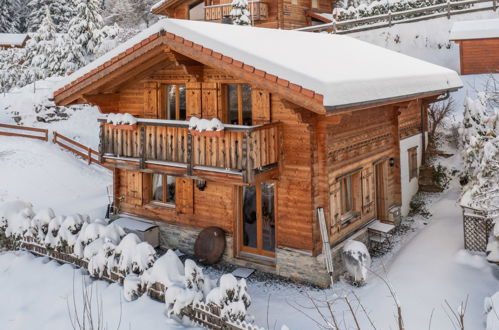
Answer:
[87,148,92,165]
[187,132,193,177]
[52,131,57,144]
[447,0,451,18]
[246,132,255,183]
[140,126,146,169]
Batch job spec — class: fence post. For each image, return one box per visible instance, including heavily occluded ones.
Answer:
[99,123,104,163]
[494,0,497,11]
[447,0,451,18]
[388,10,392,26]
[87,148,92,165]
[52,131,57,144]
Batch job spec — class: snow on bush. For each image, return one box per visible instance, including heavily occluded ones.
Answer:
[188,116,224,132]
[107,113,138,125]
[342,240,371,285]
[206,274,251,322]
[0,201,253,323]
[230,0,251,25]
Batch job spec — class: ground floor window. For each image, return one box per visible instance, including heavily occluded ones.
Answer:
[337,171,361,222]
[408,147,418,180]
[152,174,176,205]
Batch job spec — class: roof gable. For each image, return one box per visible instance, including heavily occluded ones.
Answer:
[54,19,462,111]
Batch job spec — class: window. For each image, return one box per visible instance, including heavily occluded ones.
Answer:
[408,147,418,180]
[152,174,176,205]
[337,171,361,222]
[227,84,252,125]
[311,0,318,8]
[164,84,186,120]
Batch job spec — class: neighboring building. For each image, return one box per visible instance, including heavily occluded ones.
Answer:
[0,33,30,49]
[450,18,499,75]
[53,19,461,286]
[151,0,335,29]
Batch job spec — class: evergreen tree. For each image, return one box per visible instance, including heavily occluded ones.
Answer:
[230,0,251,26]
[67,0,103,57]
[0,0,19,33]
[27,0,76,32]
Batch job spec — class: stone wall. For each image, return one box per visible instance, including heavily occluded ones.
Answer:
[157,221,371,288]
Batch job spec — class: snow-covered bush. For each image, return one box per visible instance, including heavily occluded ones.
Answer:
[107,113,138,125]
[342,240,371,285]
[206,274,251,322]
[188,116,224,132]
[0,201,253,323]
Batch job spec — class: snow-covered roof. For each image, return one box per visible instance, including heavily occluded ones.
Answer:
[56,19,462,110]
[450,19,499,41]
[151,0,170,12]
[0,33,29,47]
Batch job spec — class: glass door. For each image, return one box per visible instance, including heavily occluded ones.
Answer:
[241,182,276,258]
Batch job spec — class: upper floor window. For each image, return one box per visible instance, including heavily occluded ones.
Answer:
[152,174,176,206]
[227,84,252,125]
[164,84,186,120]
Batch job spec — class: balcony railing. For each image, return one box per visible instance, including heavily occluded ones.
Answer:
[98,117,280,184]
[204,1,268,22]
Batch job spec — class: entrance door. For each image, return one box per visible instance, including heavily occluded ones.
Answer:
[375,161,388,220]
[240,182,276,258]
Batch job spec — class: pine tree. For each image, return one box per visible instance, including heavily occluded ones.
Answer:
[230,0,251,25]
[0,0,19,33]
[27,0,77,32]
[67,0,104,58]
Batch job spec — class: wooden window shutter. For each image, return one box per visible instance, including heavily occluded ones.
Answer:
[329,181,341,228]
[251,88,270,125]
[144,82,159,118]
[141,173,152,205]
[176,178,194,214]
[127,171,142,206]
[201,82,219,119]
[361,167,374,214]
[186,82,202,119]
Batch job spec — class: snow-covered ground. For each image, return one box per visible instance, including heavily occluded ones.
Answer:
[248,180,499,329]
[0,251,192,330]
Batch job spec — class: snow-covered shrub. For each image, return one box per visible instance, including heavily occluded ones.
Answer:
[31,208,55,241]
[164,285,204,317]
[113,233,141,273]
[87,240,116,278]
[124,274,143,302]
[342,240,371,285]
[141,249,185,289]
[1,201,35,239]
[131,242,156,274]
[206,274,251,322]
[185,259,212,297]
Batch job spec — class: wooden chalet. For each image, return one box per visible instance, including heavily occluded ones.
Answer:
[54,19,462,286]
[151,0,335,29]
[450,18,499,75]
[0,33,29,49]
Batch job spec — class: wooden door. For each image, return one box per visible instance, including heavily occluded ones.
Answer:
[240,182,276,258]
[375,161,388,220]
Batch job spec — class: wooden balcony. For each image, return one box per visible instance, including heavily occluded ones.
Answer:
[204,1,268,22]
[98,118,281,184]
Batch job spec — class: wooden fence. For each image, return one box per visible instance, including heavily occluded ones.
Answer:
[52,131,104,167]
[0,123,49,141]
[461,205,495,252]
[15,238,262,330]
[297,0,498,33]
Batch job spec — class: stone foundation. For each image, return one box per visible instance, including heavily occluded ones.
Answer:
[156,221,371,288]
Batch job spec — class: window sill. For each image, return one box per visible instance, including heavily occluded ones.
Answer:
[340,212,361,226]
[146,202,176,210]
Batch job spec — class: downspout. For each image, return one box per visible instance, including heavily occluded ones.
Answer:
[420,91,450,165]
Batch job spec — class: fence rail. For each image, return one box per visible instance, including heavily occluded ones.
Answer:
[0,123,49,141]
[52,131,104,167]
[297,0,497,33]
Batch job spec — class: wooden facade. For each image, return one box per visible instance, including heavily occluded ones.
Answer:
[454,38,499,75]
[53,27,446,284]
[152,0,334,29]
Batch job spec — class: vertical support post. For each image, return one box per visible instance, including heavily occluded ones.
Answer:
[242,133,248,183]
[98,122,104,163]
[87,148,92,165]
[140,126,146,169]
[494,0,497,11]
[246,132,255,184]
[447,0,451,19]
[52,131,57,144]
[187,132,193,176]
[388,10,392,26]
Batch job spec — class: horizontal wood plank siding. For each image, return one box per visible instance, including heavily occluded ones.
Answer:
[459,38,499,75]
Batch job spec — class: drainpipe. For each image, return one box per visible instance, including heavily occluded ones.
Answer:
[421,91,450,165]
